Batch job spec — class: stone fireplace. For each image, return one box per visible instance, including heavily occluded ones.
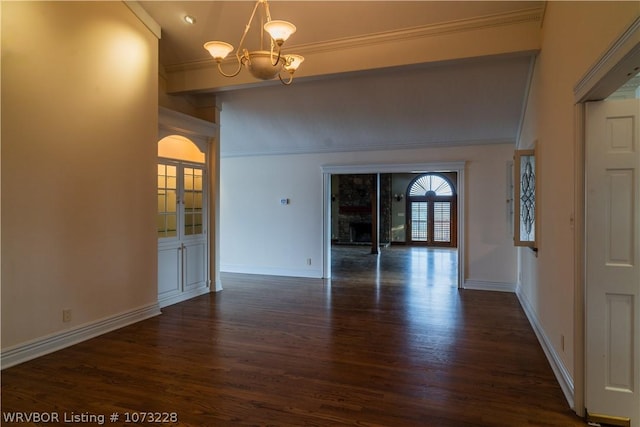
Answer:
[333,174,391,244]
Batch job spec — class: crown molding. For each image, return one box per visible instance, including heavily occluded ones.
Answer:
[124,1,161,39]
[166,6,544,74]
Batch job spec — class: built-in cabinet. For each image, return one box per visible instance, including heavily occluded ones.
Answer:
[157,107,218,308]
[157,161,208,306]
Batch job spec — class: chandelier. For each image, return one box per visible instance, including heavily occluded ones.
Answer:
[203,0,304,85]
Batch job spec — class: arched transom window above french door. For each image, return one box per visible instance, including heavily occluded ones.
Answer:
[407,173,457,247]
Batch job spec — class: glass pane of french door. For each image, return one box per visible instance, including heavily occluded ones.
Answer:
[433,201,451,243]
[411,201,428,241]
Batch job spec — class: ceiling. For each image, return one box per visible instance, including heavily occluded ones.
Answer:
[137,1,545,157]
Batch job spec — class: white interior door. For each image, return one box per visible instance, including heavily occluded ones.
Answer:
[585,98,639,426]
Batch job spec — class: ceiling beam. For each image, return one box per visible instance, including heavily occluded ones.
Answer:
[164,7,543,94]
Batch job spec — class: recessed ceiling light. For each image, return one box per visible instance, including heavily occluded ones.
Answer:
[184,15,196,25]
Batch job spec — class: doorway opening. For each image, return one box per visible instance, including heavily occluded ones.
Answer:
[572,20,640,420]
[322,162,466,288]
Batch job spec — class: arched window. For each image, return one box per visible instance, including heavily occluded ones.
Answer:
[407,173,457,247]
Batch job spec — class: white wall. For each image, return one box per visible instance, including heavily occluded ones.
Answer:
[221,154,325,277]
[517,0,639,401]
[1,2,159,353]
[220,143,516,286]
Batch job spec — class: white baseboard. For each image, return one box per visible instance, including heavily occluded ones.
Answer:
[1,303,161,370]
[221,264,323,279]
[463,280,516,292]
[158,286,211,308]
[516,287,575,409]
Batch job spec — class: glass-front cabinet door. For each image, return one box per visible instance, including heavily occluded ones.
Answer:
[157,160,208,306]
[157,162,206,240]
[157,164,178,238]
[183,166,204,237]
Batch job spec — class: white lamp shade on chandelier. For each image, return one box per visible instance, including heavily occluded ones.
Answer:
[203,41,234,62]
[203,0,304,85]
[283,54,304,72]
[263,20,296,44]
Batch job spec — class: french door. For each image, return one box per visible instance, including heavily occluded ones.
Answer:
[409,200,455,246]
[407,173,457,247]
[157,160,208,307]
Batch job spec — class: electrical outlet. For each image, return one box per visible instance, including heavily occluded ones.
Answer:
[62,309,72,323]
[306,258,312,265]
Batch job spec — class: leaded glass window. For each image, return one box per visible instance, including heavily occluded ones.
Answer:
[514,149,537,248]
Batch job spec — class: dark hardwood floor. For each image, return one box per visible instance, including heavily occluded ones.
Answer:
[1,246,585,426]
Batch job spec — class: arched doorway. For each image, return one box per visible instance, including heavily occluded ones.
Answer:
[406,173,457,247]
[157,134,210,307]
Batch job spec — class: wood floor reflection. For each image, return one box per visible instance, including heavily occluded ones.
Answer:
[0,246,585,426]
[332,245,458,286]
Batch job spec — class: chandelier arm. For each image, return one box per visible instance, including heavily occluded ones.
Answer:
[264,1,280,67]
[278,71,294,85]
[270,43,282,67]
[236,0,262,56]
[217,54,244,78]
[264,0,272,22]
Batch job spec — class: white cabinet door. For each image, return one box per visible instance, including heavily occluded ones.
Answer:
[158,245,181,296]
[586,99,639,426]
